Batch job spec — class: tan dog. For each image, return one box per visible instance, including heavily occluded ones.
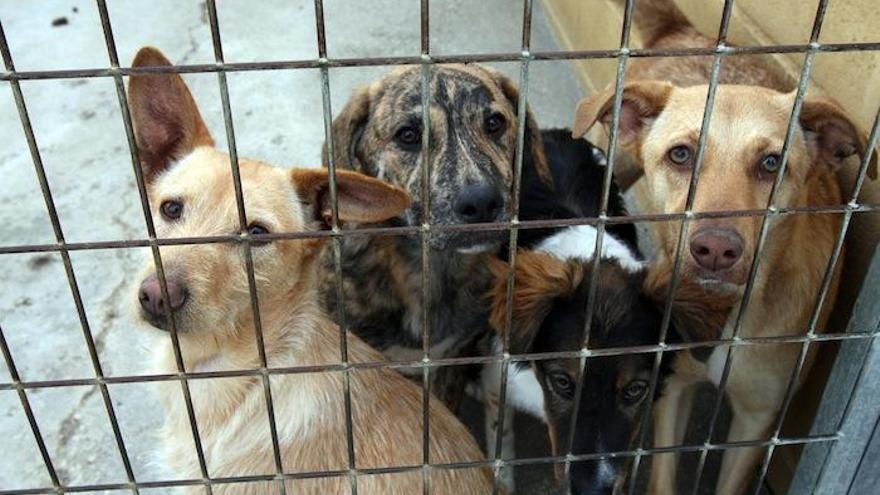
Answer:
[572,1,878,493]
[129,47,492,494]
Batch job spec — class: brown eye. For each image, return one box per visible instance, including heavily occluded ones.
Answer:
[247,223,270,246]
[621,380,648,405]
[760,153,782,175]
[394,125,421,149]
[485,112,507,136]
[160,200,183,220]
[548,371,575,400]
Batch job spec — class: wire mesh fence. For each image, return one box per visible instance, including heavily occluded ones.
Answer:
[0,0,878,494]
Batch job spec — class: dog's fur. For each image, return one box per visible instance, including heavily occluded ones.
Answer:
[129,47,492,494]
[482,128,638,473]
[489,226,734,494]
[515,129,638,250]
[573,1,878,493]
[320,65,554,409]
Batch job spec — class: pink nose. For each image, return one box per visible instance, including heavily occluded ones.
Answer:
[138,274,187,318]
[689,228,744,272]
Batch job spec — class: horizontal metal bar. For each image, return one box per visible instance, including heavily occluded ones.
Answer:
[2,329,875,393]
[1,203,876,255]
[0,434,839,495]
[2,41,879,81]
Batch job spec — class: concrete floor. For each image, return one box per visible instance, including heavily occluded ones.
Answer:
[0,1,584,493]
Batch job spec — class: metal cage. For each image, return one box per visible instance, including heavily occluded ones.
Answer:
[1,0,878,494]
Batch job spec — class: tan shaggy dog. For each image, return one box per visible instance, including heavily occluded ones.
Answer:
[572,1,878,494]
[128,47,492,494]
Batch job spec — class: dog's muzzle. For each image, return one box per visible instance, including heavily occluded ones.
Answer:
[138,273,188,331]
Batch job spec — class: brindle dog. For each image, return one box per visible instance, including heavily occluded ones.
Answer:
[321,65,551,409]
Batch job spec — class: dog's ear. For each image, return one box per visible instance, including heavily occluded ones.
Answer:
[323,86,372,174]
[290,168,410,226]
[128,47,214,183]
[798,95,878,180]
[488,252,584,354]
[572,81,674,146]
[491,70,553,186]
[642,263,737,344]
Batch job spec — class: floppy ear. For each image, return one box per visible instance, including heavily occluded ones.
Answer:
[798,95,878,180]
[572,80,674,146]
[488,251,584,354]
[642,263,737,344]
[128,47,214,183]
[323,86,372,175]
[492,70,553,186]
[290,168,410,227]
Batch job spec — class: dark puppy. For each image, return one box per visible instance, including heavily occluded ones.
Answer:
[321,64,551,408]
[489,227,734,494]
[517,128,637,251]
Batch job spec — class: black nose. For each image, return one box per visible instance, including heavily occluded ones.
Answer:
[570,461,617,495]
[138,274,187,319]
[571,479,614,495]
[453,183,504,224]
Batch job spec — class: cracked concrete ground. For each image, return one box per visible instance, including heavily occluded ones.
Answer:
[0,1,584,493]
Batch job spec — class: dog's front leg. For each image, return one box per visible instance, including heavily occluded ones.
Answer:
[647,372,694,494]
[715,401,776,495]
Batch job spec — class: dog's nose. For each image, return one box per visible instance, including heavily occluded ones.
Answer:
[454,183,503,224]
[138,274,187,318]
[689,228,744,271]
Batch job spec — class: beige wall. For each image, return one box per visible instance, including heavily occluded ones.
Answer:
[542,0,879,491]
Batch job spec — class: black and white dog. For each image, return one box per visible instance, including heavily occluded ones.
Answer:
[486,132,733,494]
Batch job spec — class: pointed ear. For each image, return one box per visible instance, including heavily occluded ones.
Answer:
[128,47,213,183]
[488,252,584,354]
[642,263,737,343]
[572,80,674,146]
[798,95,878,180]
[290,168,410,226]
[323,85,372,174]
[492,70,552,186]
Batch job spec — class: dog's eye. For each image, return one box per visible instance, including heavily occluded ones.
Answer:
[759,153,782,175]
[667,145,693,166]
[484,113,507,136]
[247,223,270,246]
[394,125,422,149]
[548,371,575,400]
[160,200,183,220]
[621,379,649,405]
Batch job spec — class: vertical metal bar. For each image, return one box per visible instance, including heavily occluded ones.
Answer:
[418,2,433,493]
[560,0,639,487]
[752,33,875,495]
[492,1,533,491]
[0,323,61,490]
[313,1,359,493]
[627,1,737,491]
[90,2,214,492]
[1,15,139,494]
[202,3,288,492]
[689,2,831,493]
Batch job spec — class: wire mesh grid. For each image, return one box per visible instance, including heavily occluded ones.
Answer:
[0,0,878,494]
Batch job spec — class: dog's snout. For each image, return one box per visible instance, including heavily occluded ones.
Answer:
[570,471,616,495]
[454,183,503,224]
[689,228,744,271]
[139,274,187,319]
